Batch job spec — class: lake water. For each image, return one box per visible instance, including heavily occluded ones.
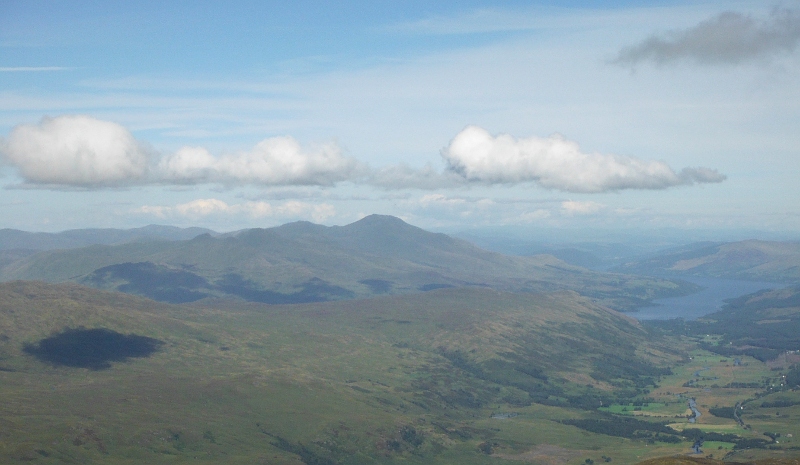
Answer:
[633,277,783,321]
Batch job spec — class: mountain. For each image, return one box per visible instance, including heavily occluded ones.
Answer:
[0,281,682,464]
[0,215,690,309]
[616,240,800,283]
[0,224,216,251]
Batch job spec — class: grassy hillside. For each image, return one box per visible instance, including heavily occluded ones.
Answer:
[0,215,690,310]
[0,281,683,464]
[2,281,799,464]
[616,241,800,283]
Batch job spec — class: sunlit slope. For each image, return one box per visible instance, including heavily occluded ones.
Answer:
[1,281,682,464]
[617,240,800,282]
[0,215,688,309]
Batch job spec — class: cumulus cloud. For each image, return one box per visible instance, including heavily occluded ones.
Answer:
[158,137,362,186]
[135,199,336,223]
[0,115,363,189]
[440,125,725,193]
[0,115,151,187]
[612,8,800,66]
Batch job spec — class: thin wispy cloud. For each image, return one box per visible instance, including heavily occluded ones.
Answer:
[612,7,800,66]
[368,164,466,190]
[383,9,545,35]
[135,198,336,223]
[0,67,71,72]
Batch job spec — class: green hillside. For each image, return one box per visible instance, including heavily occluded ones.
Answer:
[616,241,800,283]
[2,281,799,464]
[0,281,679,464]
[0,215,690,310]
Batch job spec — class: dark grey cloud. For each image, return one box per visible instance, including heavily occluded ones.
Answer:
[612,8,800,66]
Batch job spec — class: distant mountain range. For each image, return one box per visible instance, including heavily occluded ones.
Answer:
[616,240,800,283]
[0,224,215,250]
[0,215,688,309]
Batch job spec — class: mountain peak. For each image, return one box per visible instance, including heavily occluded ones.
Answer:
[351,214,410,228]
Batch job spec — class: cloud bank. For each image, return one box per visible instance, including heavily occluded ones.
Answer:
[613,8,800,66]
[0,115,361,188]
[1,116,725,194]
[439,126,725,193]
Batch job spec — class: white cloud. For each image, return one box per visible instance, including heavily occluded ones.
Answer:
[1,116,726,195]
[612,8,800,66]
[158,146,216,182]
[418,193,468,207]
[1,115,362,189]
[441,125,726,193]
[561,200,605,215]
[0,115,151,187]
[159,136,362,186]
[135,198,336,223]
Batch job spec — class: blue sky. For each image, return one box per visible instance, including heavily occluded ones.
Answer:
[1,0,799,237]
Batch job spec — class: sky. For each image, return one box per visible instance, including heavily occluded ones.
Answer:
[1,0,799,238]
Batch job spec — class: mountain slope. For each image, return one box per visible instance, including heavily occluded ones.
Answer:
[0,281,683,464]
[0,215,689,309]
[617,240,800,282]
[0,224,215,251]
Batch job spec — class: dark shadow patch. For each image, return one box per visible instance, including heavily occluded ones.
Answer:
[419,283,455,292]
[359,279,393,293]
[23,328,163,370]
[83,262,210,303]
[215,274,354,304]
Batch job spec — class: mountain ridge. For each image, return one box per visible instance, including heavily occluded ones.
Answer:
[0,215,690,309]
[0,224,216,251]
[616,239,800,282]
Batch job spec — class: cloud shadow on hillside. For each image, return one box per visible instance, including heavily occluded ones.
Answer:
[23,328,163,370]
